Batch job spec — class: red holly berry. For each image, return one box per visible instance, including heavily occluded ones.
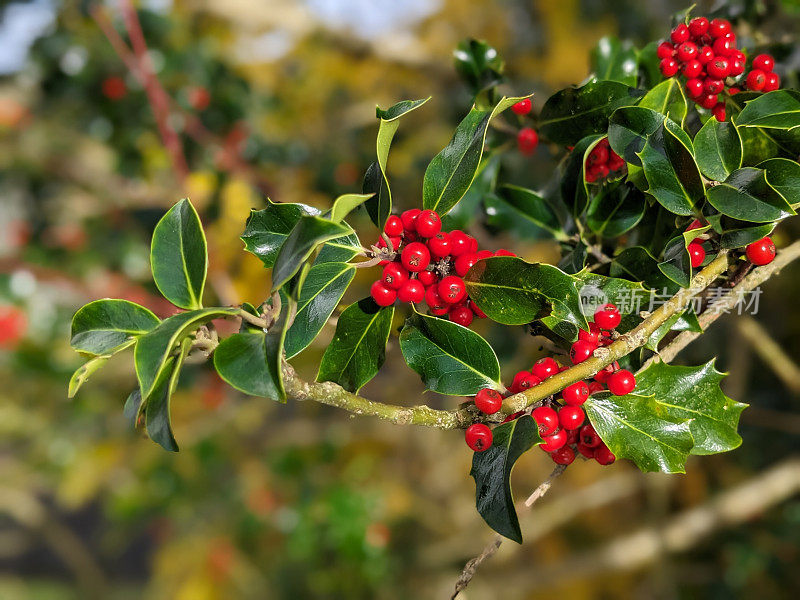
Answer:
[475,388,503,415]
[682,59,703,79]
[704,78,724,94]
[532,406,559,436]
[517,127,539,155]
[700,93,719,110]
[709,18,731,38]
[706,56,730,79]
[688,242,706,268]
[438,276,467,304]
[428,232,451,257]
[570,340,595,365]
[562,381,590,406]
[685,77,704,98]
[400,209,420,232]
[384,215,404,236]
[520,374,543,391]
[381,262,408,290]
[579,424,601,448]
[448,231,472,256]
[763,72,780,92]
[752,53,775,72]
[370,281,396,307]
[594,445,616,465]
[469,300,487,319]
[587,381,605,395]
[656,41,675,59]
[424,285,448,312]
[730,58,745,76]
[532,357,559,380]
[746,69,767,91]
[540,429,567,452]
[454,253,480,277]
[449,304,474,327]
[659,58,680,77]
[465,423,493,452]
[494,249,516,257]
[607,369,636,396]
[688,16,709,37]
[745,236,776,266]
[415,210,441,238]
[576,442,595,458]
[102,76,127,100]
[401,242,430,272]
[558,405,585,431]
[675,41,698,61]
[512,98,532,115]
[594,303,621,329]
[697,46,714,64]
[551,445,575,465]
[510,370,533,394]
[398,279,425,304]
[712,103,727,123]
[188,86,211,110]
[417,270,437,286]
[670,23,690,44]
[594,362,618,383]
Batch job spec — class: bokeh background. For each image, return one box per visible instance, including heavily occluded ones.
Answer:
[2,0,800,598]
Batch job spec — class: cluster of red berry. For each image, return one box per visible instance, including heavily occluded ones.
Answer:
[687,219,777,268]
[464,303,638,466]
[658,17,778,122]
[369,209,514,326]
[511,99,539,156]
[584,137,626,183]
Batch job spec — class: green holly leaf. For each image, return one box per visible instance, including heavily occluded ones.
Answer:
[365,98,430,228]
[560,134,603,216]
[758,158,800,207]
[134,308,238,400]
[638,119,705,216]
[399,310,502,396]
[590,36,638,86]
[443,154,500,230]
[271,216,351,292]
[716,218,776,250]
[470,415,543,543]
[584,393,694,473]
[558,241,589,274]
[328,193,374,223]
[144,337,192,452]
[283,262,354,358]
[539,81,642,146]
[608,105,665,167]
[657,225,710,288]
[494,184,563,237]
[68,347,132,398]
[453,39,505,96]
[638,78,688,126]
[633,361,747,455]
[464,256,587,330]
[71,299,160,356]
[693,117,742,182]
[585,181,647,237]
[423,95,530,216]
[150,199,208,310]
[317,298,394,392]
[213,332,283,400]
[644,307,701,351]
[611,246,679,293]
[736,89,800,131]
[241,201,360,267]
[706,167,795,223]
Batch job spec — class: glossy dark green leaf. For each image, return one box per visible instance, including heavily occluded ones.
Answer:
[638,78,688,126]
[560,135,603,216]
[611,246,679,293]
[495,184,563,237]
[375,97,430,122]
[329,193,374,223]
[68,350,124,398]
[718,220,775,249]
[453,39,505,96]
[214,332,282,399]
[706,167,795,223]
[399,311,502,396]
[586,181,646,237]
[150,199,207,310]
[242,201,359,268]
[584,393,694,473]
[644,307,701,351]
[590,36,638,86]
[634,361,747,455]
[265,298,291,402]
[693,117,742,181]
[465,256,587,330]
[558,241,588,274]
[728,91,797,163]
[636,41,662,90]
[423,95,528,216]
[657,225,709,288]
[271,216,351,292]
[362,162,390,229]
[144,337,191,452]
[539,81,642,146]
[134,307,238,400]
[639,120,704,216]
[123,389,143,429]
[607,106,665,167]
[736,89,800,130]
[758,158,800,207]
[442,154,500,230]
[470,415,543,543]
[71,299,160,356]
[317,298,394,392]
[283,262,355,358]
